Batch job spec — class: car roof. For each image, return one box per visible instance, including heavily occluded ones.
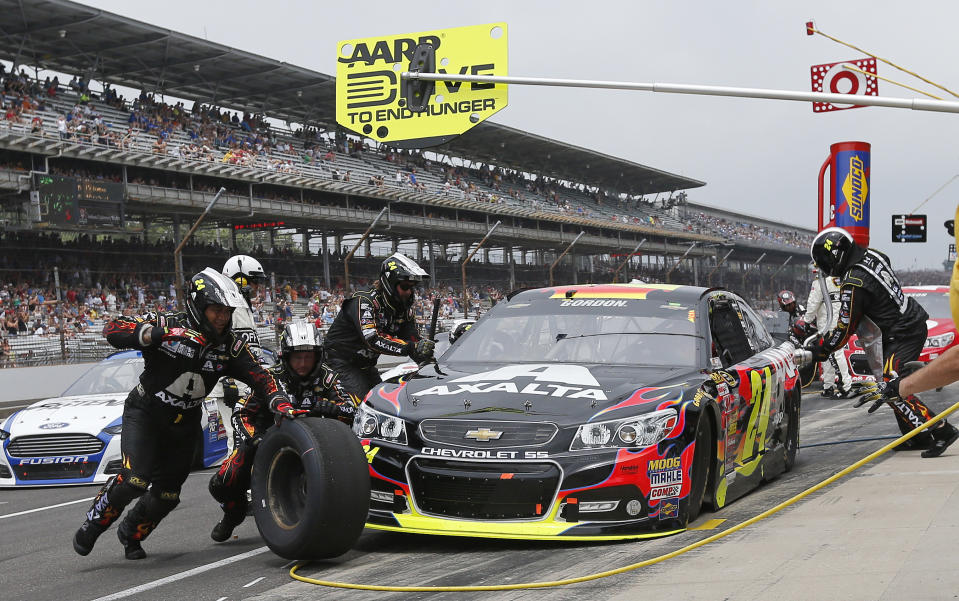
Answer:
[104,350,143,362]
[511,283,715,304]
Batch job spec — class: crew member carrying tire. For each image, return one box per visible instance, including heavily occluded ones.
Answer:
[805,227,959,458]
[322,253,435,399]
[208,320,357,542]
[72,268,290,560]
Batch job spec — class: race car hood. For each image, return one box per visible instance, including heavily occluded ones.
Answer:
[3,393,125,437]
[367,362,701,426]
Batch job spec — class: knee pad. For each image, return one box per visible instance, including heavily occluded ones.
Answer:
[142,488,180,520]
[86,473,148,524]
[110,472,150,505]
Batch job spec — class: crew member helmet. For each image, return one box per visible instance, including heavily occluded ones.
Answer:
[186,267,246,344]
[778,290,797,314]
[448,319,475,345]
[810,227,859,277]
[222,255,266,295]
[379,253,430,308]
[278,319,323,383]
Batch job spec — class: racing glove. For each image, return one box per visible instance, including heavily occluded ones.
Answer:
[803,335,830,362]
[309,399,342,418]
[854,375,901,413]
[791,318,812,340]
[269,395,308,418]
[146,325,208,348]
[409,339,436,363]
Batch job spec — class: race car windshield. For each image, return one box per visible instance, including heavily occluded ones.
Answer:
[445,303,703,367]
[906,291,951,320]
[62,358,144,396]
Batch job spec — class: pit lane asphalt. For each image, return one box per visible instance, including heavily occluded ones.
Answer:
[4,384,957,601]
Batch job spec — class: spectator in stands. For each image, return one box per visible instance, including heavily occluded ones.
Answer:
[4,310,18,336]
[0,337,13,367]
[152,135,166,155]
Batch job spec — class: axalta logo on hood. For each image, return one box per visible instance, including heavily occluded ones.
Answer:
[38,422,70,430]
[412,364,608,401]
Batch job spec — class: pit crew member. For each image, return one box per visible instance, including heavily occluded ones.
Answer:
[72,268,290,560]
[322,253,434,398]
[208,320,356,542]
[807,227,959,457]
[804,269,852,398]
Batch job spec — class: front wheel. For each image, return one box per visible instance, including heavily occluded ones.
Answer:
[783,392,801,472]
[251,417,370,559]
[686,415,713,523]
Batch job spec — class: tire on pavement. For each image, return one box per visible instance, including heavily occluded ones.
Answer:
[783,391,801,472]
[251,416,370,559]
[686,415,713,523]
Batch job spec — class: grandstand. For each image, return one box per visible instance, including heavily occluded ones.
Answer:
[0,0,817,366]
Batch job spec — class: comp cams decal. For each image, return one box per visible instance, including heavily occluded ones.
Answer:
[647,457,683,501]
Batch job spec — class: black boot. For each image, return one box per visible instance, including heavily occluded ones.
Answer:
[211,512,245,542]
[72,520,106,556]
[117,524,147,560]
[922,423,959,459]
[893,437,933,451]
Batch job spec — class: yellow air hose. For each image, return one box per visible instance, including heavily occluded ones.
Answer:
[290,399,959,592]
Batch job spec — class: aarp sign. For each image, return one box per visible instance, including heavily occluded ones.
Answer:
[336,23,508,148]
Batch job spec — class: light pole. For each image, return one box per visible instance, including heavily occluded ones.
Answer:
[706,249,734,287]
[462,221,501,318]
[612,238,647,283]
[549,231,585,286]
[665,242,697,284]
[174,187,225,308]
[343,204,390,292]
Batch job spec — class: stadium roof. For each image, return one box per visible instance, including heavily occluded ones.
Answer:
[0,0,705,196]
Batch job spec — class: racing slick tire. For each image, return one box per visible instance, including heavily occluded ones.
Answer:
[686,415,713,523]
[251,417,369,560]
[783,392,801,472]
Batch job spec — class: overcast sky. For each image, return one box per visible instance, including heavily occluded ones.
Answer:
[78,0,959,271]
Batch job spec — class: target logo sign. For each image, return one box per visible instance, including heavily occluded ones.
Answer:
[810,58,879,112]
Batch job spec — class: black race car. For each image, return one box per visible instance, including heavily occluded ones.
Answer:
[354,283,802,540]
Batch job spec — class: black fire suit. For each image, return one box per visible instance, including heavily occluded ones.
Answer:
[208,361,356,526]
[83,311,287,545]
[808,249,947,443]
[322,287,420,399]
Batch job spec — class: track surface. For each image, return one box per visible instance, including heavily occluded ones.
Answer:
[3,386,953,601]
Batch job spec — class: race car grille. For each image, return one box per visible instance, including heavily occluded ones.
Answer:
[14,461,98,480]
[418,420,557,448]
[15,461,99,481]
[7,434,105,457]
[408,459,560,520]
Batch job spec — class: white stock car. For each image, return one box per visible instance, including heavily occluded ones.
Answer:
[0,350,229,487]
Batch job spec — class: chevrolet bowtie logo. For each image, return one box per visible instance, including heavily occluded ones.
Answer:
[464,427,503,442]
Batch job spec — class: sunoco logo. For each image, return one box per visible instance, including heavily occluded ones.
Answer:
[842,156,867,221]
